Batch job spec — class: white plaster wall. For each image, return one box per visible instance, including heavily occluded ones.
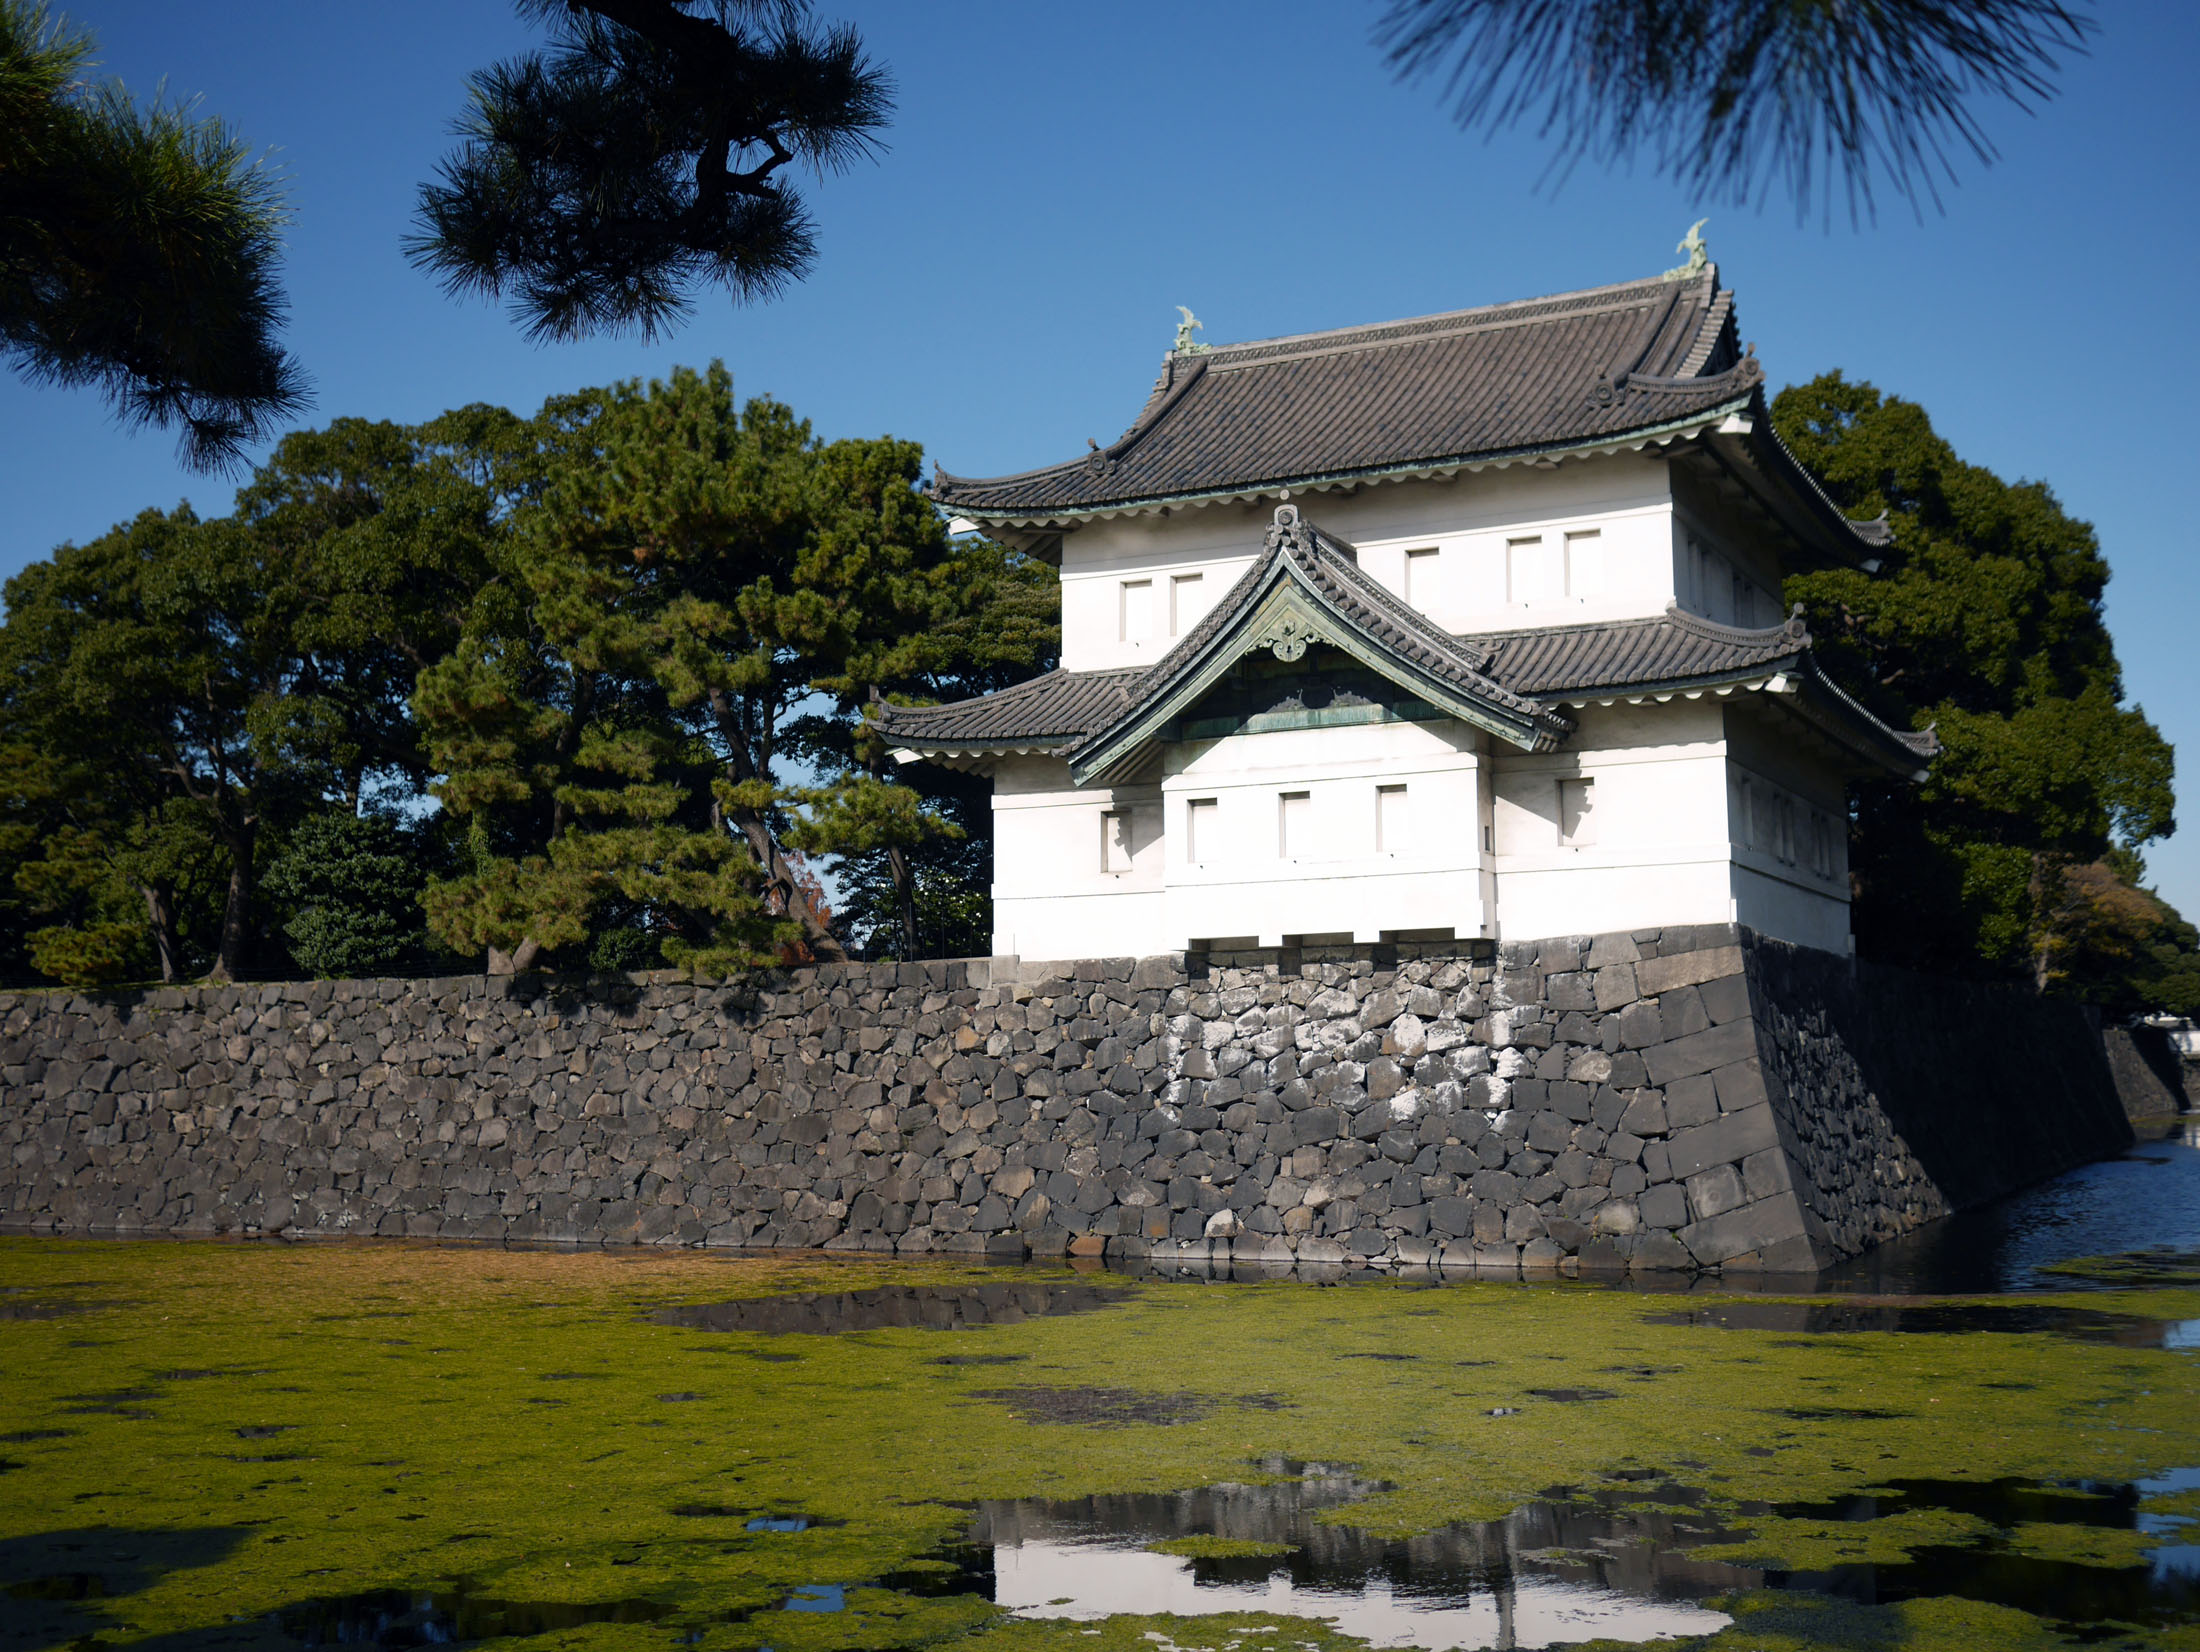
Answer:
[1722,702,1854,952]
[986,695,1858,956]
[989,757,1167,959]
[1490,700,1738,940]
[1055,456,1682,670]
[1160,718,1488,949]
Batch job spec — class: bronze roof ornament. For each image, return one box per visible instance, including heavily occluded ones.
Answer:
[1664,218,1710,281]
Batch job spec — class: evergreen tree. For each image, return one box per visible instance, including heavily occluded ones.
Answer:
[1772,371,2186,1006]
[410,0,890,342]
[1378,0,2093,217]
[0,1,305,468]
[261,810,450,979]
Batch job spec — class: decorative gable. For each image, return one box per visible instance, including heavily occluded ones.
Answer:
[1065,506,1570,785]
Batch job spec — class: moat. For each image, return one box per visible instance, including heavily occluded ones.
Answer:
[5,1130,2200,1652]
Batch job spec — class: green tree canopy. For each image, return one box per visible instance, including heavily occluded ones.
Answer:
[1773,371,2185,1010]
[414,362,1054,974]
[0,0,305,468]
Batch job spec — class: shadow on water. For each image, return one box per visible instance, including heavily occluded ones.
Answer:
[1644,1298,2199,1345]
[273,1586,670,1648]
[0,1527,255,1652]
[1817,1131,2200,1295]
[648,1280,1131,1335]
[1765,1472,2200,1628]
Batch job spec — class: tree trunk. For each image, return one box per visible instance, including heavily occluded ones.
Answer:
[728,806,847,962]
[139,882,183,984]
[2029,851,2054,994]
[888,842,916,962]
[706,686,846,963]
[205,827,256,983]
[487,937,542,976]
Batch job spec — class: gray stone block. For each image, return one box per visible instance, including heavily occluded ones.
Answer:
[1632,946,1744,997]
[1665,1103,1780,1181]
[1683,1163,1746,1220]
[1593,964,1638,1012]
[1712,1059,1769,1115]
[1677,1194,1804,1266]
[1698,972,1751,1027]
[1637,1182,1687,1230]
[1740,1146,1793,1200]
[1643,1020,1757,1087]
[1664,1074,1718,1131]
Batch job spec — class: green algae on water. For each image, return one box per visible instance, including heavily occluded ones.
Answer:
[4,1236,2200,1652]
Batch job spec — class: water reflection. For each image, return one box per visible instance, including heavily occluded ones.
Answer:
[955,1461,1742,1649]
[1818,1132,2200,1295]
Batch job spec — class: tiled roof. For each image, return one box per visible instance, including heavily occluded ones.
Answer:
[1466,609,1812,698]
[874,667,1144,752]
[933,271,1759,517]
[882,596,1936,769]
[1466,607,1938,763]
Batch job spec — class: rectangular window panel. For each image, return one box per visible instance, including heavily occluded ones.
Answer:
[1731,573,1751,628]
[1564,530,1601,599]
[1375,784,1408,853]
[1558,777,1597,847]
[1120,579,1152,642]
[1506,536,1544,605]
[1185,798,1217,864]
[1279,791,1311,858]
[1403,547,1440,611]
[1169,572,1205,635]
[1101,809,1133,874]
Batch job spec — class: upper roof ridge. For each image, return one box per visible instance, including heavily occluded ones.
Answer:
[1184,270,1707,367]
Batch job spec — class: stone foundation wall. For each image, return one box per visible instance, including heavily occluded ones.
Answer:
[0,927,2135,1275]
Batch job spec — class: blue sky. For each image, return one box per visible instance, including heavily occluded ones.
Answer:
[5,1,2196,917]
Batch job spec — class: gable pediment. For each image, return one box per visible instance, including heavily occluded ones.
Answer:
[1064,506,1568,785]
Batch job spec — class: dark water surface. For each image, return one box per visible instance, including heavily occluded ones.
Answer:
[1817,1128,2200,1295]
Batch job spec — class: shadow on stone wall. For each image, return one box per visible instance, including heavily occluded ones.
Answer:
[1745,938,2134,1214]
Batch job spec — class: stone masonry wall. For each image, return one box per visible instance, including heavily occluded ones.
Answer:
[0,926,2136,1276]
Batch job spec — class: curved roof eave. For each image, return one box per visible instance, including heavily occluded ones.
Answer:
[934,400,1759,531]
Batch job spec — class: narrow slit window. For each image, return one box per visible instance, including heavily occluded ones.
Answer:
[1185,798,1218,864]
[1100,809,1133,874]
[1558,777,1597,847]
[1279,791,1312,858]
[1375,784,1408,853]
[1403,547,1440,611]
[1120,578,1153,642]
[1506,536,1543,605]
[1169,572,1205,635]
[1731,573,1751,628]
[1563,530,1601,599]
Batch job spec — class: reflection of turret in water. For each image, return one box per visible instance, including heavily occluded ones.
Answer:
[969,1464,1766,1609]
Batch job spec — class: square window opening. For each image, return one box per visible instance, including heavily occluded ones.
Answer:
[1120,579,1153,643]
[1558,776,1597,847]
[1375,784,1409,853]
[1100,809,1134,874]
